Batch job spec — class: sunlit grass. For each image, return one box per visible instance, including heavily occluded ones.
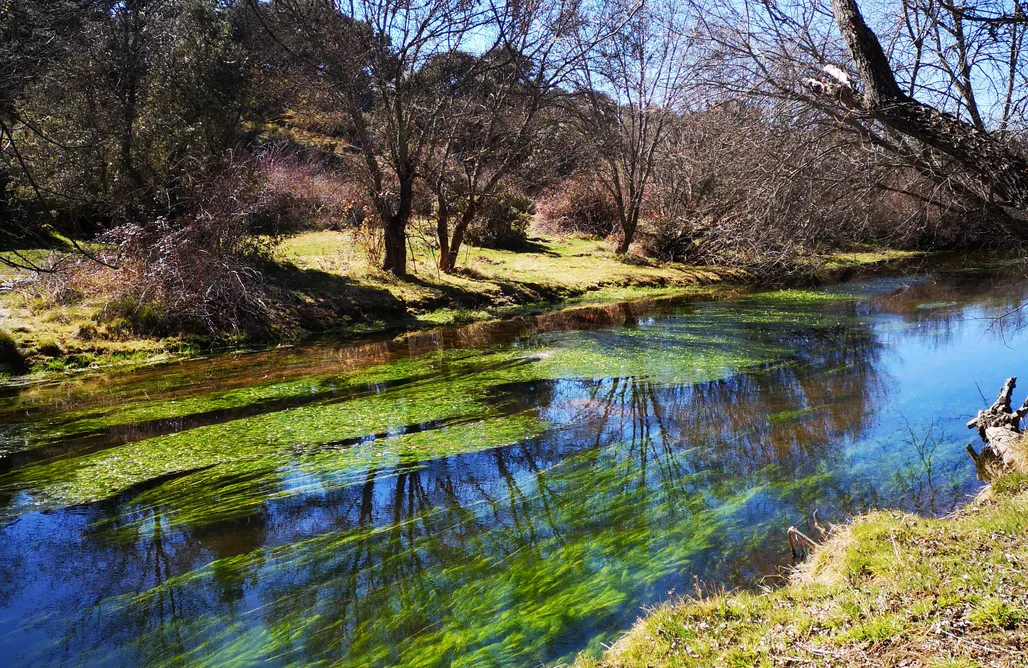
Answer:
[0,223,921,378]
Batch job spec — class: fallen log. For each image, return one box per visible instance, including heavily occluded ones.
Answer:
[966,376,1028,480]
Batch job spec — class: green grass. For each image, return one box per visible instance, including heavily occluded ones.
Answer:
[819,248,924,271]
[572,443,1028,667]
[271,227,740,315]
[0,225,917,379]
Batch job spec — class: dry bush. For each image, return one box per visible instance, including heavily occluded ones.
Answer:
[536,177,619,238]
[40,159,276,337]
[636,102,1007,271]
[352,219,384,267]
[251,147,372,235]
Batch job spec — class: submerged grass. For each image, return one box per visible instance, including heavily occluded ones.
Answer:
[82,433,842,668]
[574,443,1028,667]
[2,296,826,517]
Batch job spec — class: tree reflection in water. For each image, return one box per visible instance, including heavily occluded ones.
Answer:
[1,275,1027,666]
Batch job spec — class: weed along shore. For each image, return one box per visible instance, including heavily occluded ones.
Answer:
[573,379,1028,667]
[0,230,920,379]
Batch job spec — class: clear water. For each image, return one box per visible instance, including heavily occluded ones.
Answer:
[0,271,1026,666]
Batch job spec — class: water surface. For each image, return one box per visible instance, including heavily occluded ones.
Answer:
[1,272,1026,666]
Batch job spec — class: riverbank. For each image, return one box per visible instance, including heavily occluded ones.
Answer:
[574,448,1028,666]
[2,266,1024,666]
[0,229,923,378]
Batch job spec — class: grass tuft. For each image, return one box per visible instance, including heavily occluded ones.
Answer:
[0,328,28,375]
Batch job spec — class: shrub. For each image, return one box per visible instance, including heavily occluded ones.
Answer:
[639,219,705,264]
[466,193,532,250]
[631,103,1009,271]
[48,158,279,338]
[101,220,270,335]
[536,178,618,238]
[250,148,372,235]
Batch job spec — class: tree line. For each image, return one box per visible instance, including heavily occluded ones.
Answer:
[1,0,1026,321]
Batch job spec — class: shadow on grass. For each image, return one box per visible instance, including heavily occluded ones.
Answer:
[0,224,71,253]
[512,238,561,256]
[0,330,29,376]
[263,261,408,328]
[264,256,569,328]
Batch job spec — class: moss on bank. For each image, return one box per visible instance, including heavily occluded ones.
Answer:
[0,229,920,378]
[575,442,1028,667]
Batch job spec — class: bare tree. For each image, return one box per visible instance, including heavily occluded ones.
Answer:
[687,0,1028,243]
[251,0,490,277]
[424,0,602,272]
[805,0,1028,240]
[569,0,694,254]
[422,48,539,273]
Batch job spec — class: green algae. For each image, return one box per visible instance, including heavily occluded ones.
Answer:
[0,286,854,457]
[85,436,831,668]
[0,298,828,515]
[14,347,504,443]
[3,275,1005,668]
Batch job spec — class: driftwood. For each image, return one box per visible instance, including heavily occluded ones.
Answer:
[966,377,1028,480]
[787,526,819,561]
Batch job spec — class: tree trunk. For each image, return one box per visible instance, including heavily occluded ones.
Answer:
[435,193,450,271]
[382,172,413,277]
[0,170,9,223]
[966,377,1028,480]
[824,0,1028,240]
[443,207,475,273]
[118,0,145,192]
[382,215,407,277]
[616,203,641,255]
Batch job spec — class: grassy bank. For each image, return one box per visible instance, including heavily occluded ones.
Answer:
[575,458,1028,666]
[0,228,918,377]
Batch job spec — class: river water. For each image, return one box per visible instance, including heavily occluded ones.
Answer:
[0,270,1026,666]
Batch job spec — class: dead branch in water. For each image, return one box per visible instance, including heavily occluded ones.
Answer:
[967,376,1028,479]
[787,526,819,561]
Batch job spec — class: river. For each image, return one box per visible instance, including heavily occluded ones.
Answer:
[0,270,1025,666]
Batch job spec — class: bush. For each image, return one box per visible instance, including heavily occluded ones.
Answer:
[536,178,618,238]
[639,221,704,264]
[466,193,532,250]
[249,148,373,235]
[45,159,279,338]
[631,103,1009,271]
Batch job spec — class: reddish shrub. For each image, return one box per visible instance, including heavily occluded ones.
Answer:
[536,178,618,238]
[251,148,372,234]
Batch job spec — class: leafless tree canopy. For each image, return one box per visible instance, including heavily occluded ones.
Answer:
[1,0,1026,332]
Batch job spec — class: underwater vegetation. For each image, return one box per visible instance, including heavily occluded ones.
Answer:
[0,276,1025,665]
